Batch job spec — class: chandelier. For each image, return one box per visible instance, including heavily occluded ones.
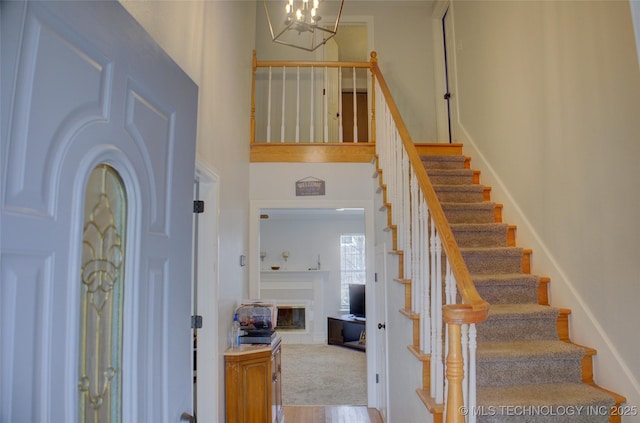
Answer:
[264,0,344,52]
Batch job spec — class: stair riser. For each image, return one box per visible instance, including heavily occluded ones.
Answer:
[477,358,583,387]
[476,317,559,342]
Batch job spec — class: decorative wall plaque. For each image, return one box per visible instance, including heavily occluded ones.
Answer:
[295,177,325,196]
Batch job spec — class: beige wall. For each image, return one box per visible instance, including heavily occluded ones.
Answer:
[449,0,640,415]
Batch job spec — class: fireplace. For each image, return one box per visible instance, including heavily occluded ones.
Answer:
[276,306,306,330]
[259,270,328,343]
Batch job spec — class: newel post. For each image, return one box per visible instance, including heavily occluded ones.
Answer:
[444,304,478,423]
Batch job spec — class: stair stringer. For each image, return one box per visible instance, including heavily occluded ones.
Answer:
[373,145,626,423]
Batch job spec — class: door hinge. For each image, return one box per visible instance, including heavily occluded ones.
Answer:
[191,315,203,329]
[375,272,378,282]
[444,92,451,100]
[376,373,379,384]
[193,200,205,213]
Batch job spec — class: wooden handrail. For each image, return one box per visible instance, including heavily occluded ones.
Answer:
[370,52,489,321]
[255,59,372,69]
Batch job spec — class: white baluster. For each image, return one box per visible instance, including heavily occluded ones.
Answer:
[461,323,469,423]
[353,67,358,142]
[281,66,286,143]
[468,324,478,423]
[422,201,431,355]
[296,66,300,143]
[403,151,411,281]
[435,232,444,403]
[310,67,315,142]
[410,170,418,314]
[446,261,456,305]
[267,67,272,143]
[430,216,437,398]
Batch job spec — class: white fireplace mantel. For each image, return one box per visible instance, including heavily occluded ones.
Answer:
[259,270,329,343]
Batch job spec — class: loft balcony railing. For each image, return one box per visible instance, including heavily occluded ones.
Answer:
[250,50,376,162]
[250,51,489,422]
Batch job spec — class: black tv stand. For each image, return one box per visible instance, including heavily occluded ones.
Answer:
[327,315,366,352]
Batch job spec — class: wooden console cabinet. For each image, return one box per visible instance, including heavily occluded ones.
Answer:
[327,315,366,352]
[224,338,283,423]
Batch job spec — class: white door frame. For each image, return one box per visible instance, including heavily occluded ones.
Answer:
[193,159,220,423]
[249,198,378,406]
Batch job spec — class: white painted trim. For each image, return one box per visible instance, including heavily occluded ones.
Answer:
[630,0,640,68]
[249,198,378,407]
[193,157,220,423]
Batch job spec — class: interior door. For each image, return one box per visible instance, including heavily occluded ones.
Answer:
[324,37,340,142]
[442,7,456,143]
[375,243,390,421]
[1,2,198,422]
[342,92,369,142]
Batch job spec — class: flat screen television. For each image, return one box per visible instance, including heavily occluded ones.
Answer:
[348,283,366,319]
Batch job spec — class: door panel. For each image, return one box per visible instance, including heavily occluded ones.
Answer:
[341,92,369,142]
[1,2,198,422]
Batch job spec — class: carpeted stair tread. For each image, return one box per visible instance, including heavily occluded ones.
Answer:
[473,274,539,304]
[473,273,540,288]
[442,202,497,223]
[425,168,474,185]
[487,303,559,319]
[434,184,485,203]
[476,383,615,422]
[476,341,584,386]
[477,340,584,362]
[461,247,524,274]
[421,155,466,169]
[451,223,509,247]
[478,304,560,342]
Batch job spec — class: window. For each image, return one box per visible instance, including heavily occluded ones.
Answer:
[79,164,126,423]
[340,234,366,309]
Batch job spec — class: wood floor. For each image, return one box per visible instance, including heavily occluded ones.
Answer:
[282,405,383,423]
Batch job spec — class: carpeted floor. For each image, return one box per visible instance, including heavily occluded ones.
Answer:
[281,343,367,406]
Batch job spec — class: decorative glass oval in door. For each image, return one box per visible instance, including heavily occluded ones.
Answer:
[79,165,126,422]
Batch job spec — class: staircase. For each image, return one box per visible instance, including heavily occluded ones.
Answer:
[384,146,626,422]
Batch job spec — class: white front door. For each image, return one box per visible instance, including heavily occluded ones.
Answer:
[1,2,198,422]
